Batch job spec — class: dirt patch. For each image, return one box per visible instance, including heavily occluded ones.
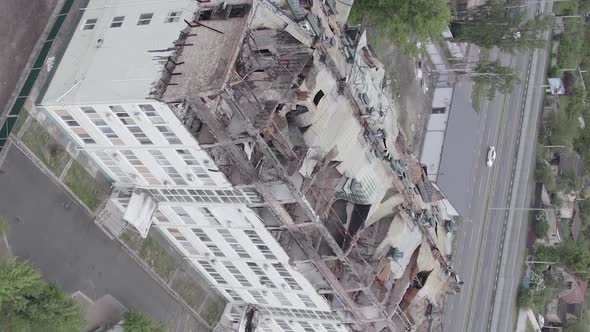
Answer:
[370,38,436,155]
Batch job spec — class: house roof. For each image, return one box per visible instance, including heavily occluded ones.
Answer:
[572,203,582,240]
[559,150,584,179]
[560,277,587,304]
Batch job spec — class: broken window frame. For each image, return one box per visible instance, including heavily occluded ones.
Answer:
[165,11,182,23]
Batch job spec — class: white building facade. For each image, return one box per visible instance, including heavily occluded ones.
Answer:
[40,1,348,331]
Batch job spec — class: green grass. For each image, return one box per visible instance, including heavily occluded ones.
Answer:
[11,108,29,135]
[64,160,101,211]
[200,299,223,327]
[120,230,176,281]
[21,119,69,176]
[553,0,576,15]
[138,237,176,281]
[170,276,207,312]
[558,94,569,112]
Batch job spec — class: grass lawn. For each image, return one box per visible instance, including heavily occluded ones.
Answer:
[64,160,101,211]
[120,229,176,280]
[139,237,176,281]
[558,94,569,112]
[200,299,224,327]
[553,0,577,15]
[21,118,69,176]
[170,275,207,312]
[11,108,29,135]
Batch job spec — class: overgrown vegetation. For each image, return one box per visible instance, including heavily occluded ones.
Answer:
[123,307,167,332]
[536,239,590,275]
[534,211,549,238]
[348,0,451,55]
[0,259,84,331]
[451,0,553,53]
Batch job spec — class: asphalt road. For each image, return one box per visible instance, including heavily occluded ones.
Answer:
[0,0,60,115]
[439,3,551,332]
[0,146,210,332]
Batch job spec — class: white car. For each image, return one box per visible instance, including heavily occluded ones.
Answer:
[487,146,497,167]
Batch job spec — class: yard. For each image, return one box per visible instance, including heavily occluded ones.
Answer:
[64,160,102,211]
[21,118,69,176]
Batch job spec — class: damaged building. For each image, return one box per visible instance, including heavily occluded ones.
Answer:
[39,0,460,331]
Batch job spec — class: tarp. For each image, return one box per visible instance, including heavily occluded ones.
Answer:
[123,190,157,238]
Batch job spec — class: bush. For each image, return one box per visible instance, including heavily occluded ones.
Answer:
[517,286,533,307]
[535,212,550,238]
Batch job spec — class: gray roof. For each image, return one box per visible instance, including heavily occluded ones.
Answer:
[559,150,584,179]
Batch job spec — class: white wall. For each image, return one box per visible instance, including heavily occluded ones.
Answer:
[43,0,198,105]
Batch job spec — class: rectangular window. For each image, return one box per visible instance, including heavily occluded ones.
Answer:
[218,229,250,258]
[176,149,215,185]
[82,18,98,30]
[222,262,252,287]
[197,260,227,285]
[94,151,133,184]
[171,206,196,224]
[155,125,182,145]
[224,289,242,302]
[273,292,292,307]
[247,262,276,288]
[244,230,277,260]
[271,263,302,291]
[108,106,152,145]
[149,150,187,185]
[120,150,160,185]
[110,16,125,28]
[297,294,316,308]
[55,109,96,144]
[248,290,268,305]
[137,13,153,25]
[275,319,294,332]
[81,106,123,145]
[138,104,165,124]
[165,11,182,23]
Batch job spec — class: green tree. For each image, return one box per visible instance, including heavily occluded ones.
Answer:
[543,110,580,146]
[536,239,590,273]
[123,307,167,332]
[556,170,581,192]
[557,21,584,69]
[565,83,588,119]
[469,60,520,99]
[452,1,553,52]
[0,259,84,332]
[349,0,451,55]
[517,286,533,307]
[0,259,44,304]
[534,212,549,238]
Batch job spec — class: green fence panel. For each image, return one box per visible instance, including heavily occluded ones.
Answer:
[9,97,27,116]
[34,41,54,68]
[18,68,41,98]
[47,15,67,40]
[59,0,76,15]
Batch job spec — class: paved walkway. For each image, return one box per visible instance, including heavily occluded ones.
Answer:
[0,146,210,332]
[515,308,542,332]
